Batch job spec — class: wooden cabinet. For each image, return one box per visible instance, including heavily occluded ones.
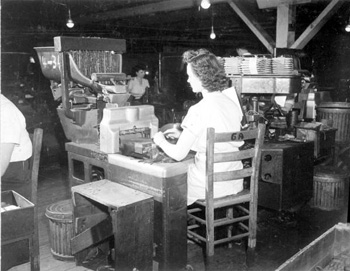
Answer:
[258,141,314,211]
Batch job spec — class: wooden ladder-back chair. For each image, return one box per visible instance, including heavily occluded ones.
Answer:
[1,128,43,271]
[187,123,266,267]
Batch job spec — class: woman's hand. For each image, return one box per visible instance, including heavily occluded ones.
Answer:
[153,132,167,146]
[163,127,182,139]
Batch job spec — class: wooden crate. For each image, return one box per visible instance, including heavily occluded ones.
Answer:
[1,190,34,243]
[276,223,350,271]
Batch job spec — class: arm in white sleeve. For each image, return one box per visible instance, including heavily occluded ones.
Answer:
[157,128,196,161]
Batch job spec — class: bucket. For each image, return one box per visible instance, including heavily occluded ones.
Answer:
[312,166,349,211]
[316,102,350,143]
[45,199,74,261]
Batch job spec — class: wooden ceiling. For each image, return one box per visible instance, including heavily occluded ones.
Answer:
[1,0,350,54]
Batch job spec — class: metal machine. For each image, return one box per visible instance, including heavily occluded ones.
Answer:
[35,36,158,149]
[224,53,317,211]
[36,37,188,270]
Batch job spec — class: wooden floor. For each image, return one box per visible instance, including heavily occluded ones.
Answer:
[5,160,349,271]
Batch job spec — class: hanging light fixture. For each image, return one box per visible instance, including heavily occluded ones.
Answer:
[210,25,216,39]
[66,9,74,28]
[346,24,350,32]
[345,16,350,32]
[201,0,211,9]
[210,12,216,39]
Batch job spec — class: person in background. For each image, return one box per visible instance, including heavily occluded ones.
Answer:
[1,93,33,200]
[153,49,244,206]
[236,45,252,57]
[127,64,150,105]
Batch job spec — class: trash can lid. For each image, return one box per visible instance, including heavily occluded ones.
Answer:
[45,199,73,221]
[317,102,350,109]
[314,166,350,178]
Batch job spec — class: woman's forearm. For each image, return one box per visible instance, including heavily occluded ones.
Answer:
[157,129,196,161]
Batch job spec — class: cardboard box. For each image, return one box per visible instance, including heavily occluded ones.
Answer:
[1,190,34,243]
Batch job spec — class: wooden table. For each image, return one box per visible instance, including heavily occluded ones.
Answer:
[71,180,154,271]
[66,142,193,271]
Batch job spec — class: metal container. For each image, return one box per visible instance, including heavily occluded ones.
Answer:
[230,75,301,94]
[316,102,350,143]
[34,47,61,82]
[312,166,349,211]
[45,199,74,261]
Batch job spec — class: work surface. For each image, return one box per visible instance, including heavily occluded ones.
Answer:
[66,142,192,270]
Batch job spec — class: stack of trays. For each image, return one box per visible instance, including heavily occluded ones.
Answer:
[240,56,273,75]
[223,57,241,76]
[240,56,258,74]
[272,57,294,75]
[256,57,272,74]
[224,55,295,76]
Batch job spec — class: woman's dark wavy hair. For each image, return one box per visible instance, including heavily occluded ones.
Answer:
[132,64,147,76]
[182,49,227,92]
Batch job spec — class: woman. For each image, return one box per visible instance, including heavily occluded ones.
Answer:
[127,64,150,105]
[1,94,33,200]
[153,49,244,205]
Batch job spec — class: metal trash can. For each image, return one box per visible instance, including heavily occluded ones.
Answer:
[45,199,74,261]
[312,166,349,211]
[316,102,350,144]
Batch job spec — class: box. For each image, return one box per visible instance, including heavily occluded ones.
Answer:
[295,122,337,158]
[276,223,350,271]
[121,138,158,159]
[1,190,34,243]
[259,141,314,211]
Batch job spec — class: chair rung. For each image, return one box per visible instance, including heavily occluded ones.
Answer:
[188,227,250,247]
[214,232,250,246]
[188,213,206,225]
[188,224,200,230]
[238,222,249,232]
[188,230,206,243]
[195,191,251,209]
[214,215,249,227]
[236,205,249,214]
[188,207,202,214]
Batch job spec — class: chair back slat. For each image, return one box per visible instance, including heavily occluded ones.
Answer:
[214,129,260,143]
[214,148,255,163]
[214,167,253,182]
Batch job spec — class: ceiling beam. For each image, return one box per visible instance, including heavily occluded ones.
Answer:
[291,0,344,49]
[77,0,227,23]
[226,0,275,53]
[256,0,313,9]
[276,4,296,48]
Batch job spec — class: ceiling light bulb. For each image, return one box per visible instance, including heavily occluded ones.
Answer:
[66,9,74,28]
[210,26,216,39]
[346,24,350,32]
[201,0,211,9]
[66,19,74,28]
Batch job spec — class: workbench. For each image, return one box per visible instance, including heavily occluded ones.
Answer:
[66,142,193,271]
